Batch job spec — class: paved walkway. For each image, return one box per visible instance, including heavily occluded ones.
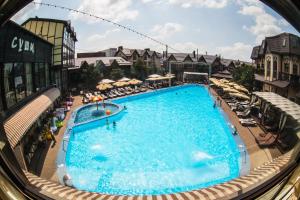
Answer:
[39,96,83,182]
[209,88,280,169]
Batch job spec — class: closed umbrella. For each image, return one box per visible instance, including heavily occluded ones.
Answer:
[229,92,250,100]
[223,87,239,93]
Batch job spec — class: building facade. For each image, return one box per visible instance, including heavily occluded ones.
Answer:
[165,52,248,81]
[251,33,300,103]
[0,21,53,117]
[22,17,77,93]
[115,46,161,70]
[75,55,132,78]
[0,20,61,171]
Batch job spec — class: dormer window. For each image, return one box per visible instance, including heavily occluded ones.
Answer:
[283,38,286,47]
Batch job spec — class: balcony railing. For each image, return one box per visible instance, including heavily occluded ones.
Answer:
[278,72,300,86]
[255,68,264,75]
[278,72,291,81]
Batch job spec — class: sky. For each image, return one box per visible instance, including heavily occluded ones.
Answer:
[12,0,299,61]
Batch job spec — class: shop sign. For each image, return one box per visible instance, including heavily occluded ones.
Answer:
[11,36,35,54]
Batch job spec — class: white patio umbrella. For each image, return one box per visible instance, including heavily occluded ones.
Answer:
[118,77,130,82]
[99,79,115,84]
[148,74,162,78]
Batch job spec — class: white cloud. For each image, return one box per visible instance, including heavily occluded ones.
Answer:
[171,42,206,53]
[216,42,252,61]
[11,0,42,22]
[167,0,229,9]
[87,29,121,42]
[70,0,139,23]
[237,1,282,44]
[151,23,183,39]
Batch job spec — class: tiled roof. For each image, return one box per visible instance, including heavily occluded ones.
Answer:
[254,33,300,57]
[251,46,260,59]
[75,57,131,67]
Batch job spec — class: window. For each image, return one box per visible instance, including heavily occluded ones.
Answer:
[267,60,271,76]
[25,63,33,96]
[284,63,290,73]
[14,63,26,102]
[45,63,50,86]
[34,63,40,91]
[39,63,46,88]
[293,64,298,74]
[0,78,4,116]
[4,63,16,108]
[282,38,286,47]
[273,60,277,79]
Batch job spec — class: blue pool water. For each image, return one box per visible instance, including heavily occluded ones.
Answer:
[65,85,246,195]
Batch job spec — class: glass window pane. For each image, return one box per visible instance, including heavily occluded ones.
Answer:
[14,63,26,102]
[25,63,33,96]
[39,63,46,88]
[4,63,16,108]
[45,63,50,87]
[34,63,40,91]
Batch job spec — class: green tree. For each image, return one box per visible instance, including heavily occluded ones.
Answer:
[132,58,148,80]
[110,67,124,80]
[233,64,255,90]
[80,62,101,89]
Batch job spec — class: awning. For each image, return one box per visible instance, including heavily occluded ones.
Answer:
[253,92,300,124]
[212,73,233,79]
[4,88,61,148]
[254,74,289,88]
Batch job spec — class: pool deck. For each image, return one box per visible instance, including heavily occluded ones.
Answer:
[36,85,281,183]
[209,88,281,169]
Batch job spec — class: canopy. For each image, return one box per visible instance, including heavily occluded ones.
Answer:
[128,79,143,85]
[118,77,130,82]
[4,88,61,148]
[146,76,175,81]
[229,92,250,100]
[96,83,113,91]
[113,81,129,87]
[148,74,162,78]
[99,79,115,84]
[253,92,300,124]
[223,88,239,93]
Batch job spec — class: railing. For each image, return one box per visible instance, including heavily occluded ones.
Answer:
[278,72,291,81]
[255,68,264,75]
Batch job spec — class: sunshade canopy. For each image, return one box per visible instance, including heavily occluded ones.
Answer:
[253,92,300,124]
[118,77,130,82]
[99,79,115,84]
[4,88,61,148]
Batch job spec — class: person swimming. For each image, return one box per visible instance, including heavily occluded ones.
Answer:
[213,101,216,108]
[113,121,116,128]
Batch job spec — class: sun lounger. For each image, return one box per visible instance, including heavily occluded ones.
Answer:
[236,109,251,118]
[239,118,257,126]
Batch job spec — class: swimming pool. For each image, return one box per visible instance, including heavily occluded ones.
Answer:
[60,84,249,195]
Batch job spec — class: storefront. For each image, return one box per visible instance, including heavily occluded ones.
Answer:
[0,21,62,171]
[0,20,53,117]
